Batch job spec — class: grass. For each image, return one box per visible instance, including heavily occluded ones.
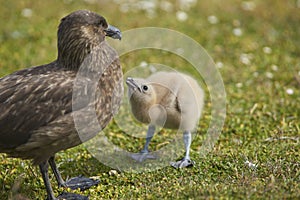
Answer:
[0,0,299,199]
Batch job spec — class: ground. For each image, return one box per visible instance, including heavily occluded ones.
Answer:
[0,0,299,199]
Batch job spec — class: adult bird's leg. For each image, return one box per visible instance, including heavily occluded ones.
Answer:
[170,130,195,168]
[48,156,98,200]
[39,160,56,200]
[130,125,157,162]
[48,156,65,187]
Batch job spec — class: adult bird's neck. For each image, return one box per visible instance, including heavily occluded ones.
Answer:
[57,40,119,79]
[57,41,118,73]
[57,39,93,70]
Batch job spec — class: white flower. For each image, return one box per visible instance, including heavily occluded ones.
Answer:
[207,15,219,24]
[160,1,173,12]
[233,138,243,145]
[139,61,148,68]
[271,64,278,71]
[263,46,272,54]
[245,160,257,169]
[236,82,243,88]
[253,72,259,77]
[233,28,243,36]
[138,1,156,10]
[286,88,294,95]
[240,53,251,65]
[265,72,274,79]
[216,61,224,68]
[176,11,188,22]
[178,0,197,11]
[109,170,118,176]
[21,8,33,18]
[241,1,256,11]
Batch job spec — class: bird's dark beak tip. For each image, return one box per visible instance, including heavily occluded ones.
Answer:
[105,25,122,40]
[126,77,141,92]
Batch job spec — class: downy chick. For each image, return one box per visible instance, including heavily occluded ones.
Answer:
[126,71,204,168]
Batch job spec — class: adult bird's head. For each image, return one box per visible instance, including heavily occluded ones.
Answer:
[57,10,122,69]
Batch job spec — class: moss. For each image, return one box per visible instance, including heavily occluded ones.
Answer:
[0,0,299,199]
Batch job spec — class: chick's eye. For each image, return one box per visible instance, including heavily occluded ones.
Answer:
[142,85,148,91]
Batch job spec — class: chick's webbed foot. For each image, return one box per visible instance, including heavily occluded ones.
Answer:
[130,125,156,162]
[130,151,157,162]
[170,158,195,168]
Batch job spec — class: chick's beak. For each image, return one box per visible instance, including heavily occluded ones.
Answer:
[126,77,142,92]
[105,25,122,40]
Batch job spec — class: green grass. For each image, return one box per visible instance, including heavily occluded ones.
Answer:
[0,0,299,199]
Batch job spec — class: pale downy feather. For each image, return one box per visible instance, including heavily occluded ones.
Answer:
[127,71,204,131]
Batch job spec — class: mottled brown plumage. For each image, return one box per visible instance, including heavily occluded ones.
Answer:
[0,10,122,199]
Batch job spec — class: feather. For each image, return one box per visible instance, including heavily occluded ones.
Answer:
[127,71,204,130]
[0,10,123,199]
[126,71,204,168]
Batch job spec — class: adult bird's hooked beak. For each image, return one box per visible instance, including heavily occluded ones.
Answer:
[105,25,122,40]
[126,77,142,92]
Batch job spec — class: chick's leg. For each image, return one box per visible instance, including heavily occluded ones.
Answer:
[183,130,192,160]
[130,125,157,162]
[141,125,156,153]
[170,131,195,168]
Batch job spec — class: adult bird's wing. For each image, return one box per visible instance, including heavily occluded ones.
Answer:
[0,64,75,149]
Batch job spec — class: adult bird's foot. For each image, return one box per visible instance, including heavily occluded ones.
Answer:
[57,191,89,200]
[130,152,157,162]
[170,159,195,168]
[64,176,99,191]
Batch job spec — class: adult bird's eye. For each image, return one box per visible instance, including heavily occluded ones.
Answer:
[142,85,148,91]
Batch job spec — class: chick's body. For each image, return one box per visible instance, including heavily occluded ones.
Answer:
[128,71,204,131]
[126,71,204,168]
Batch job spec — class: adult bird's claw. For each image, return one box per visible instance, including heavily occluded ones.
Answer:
[64,176,99,191]
[57,191,89,200]
[170,159,195,168]
[130,152,157,162]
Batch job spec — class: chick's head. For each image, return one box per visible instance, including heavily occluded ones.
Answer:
[126,77,156,107]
